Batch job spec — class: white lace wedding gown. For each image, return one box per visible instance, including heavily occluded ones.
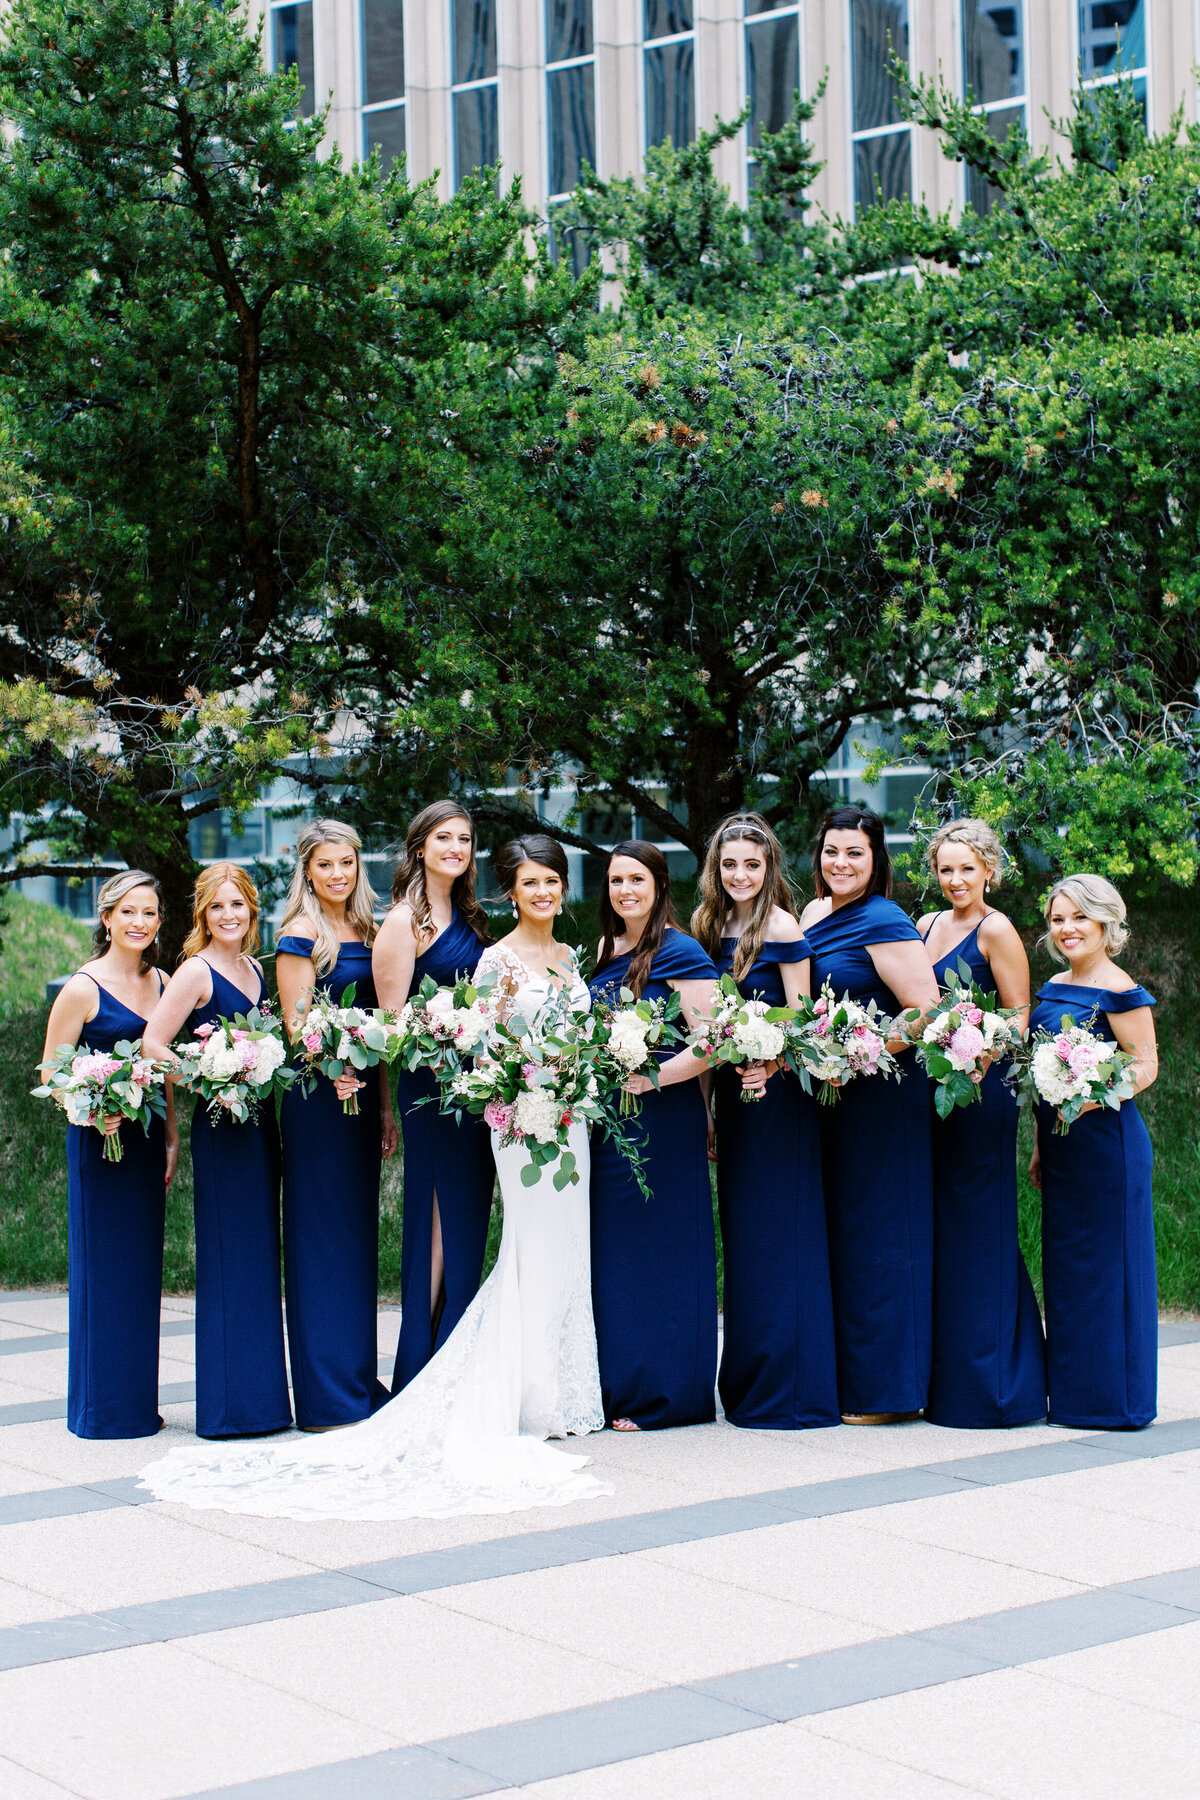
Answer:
[139,946,610,1521]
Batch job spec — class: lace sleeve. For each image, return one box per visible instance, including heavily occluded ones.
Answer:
[475,943,529,1002]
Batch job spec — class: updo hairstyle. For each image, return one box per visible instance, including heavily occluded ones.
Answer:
[492,834,570,898]
[926,818,1008,890]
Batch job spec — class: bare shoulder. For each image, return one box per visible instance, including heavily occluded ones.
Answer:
[767,908,805,942]
[978,910,1023,950]
[915,909,941,938]
[375,902,417,947]
[797,897,831,931]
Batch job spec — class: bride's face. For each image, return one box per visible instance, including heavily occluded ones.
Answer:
[511,861,563,926]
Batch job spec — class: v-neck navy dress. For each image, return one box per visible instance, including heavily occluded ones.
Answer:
[923,920,1045,1428]
[713,936,839,1430]
[66,971,167,1438]
[1031,980,1157,1429]
[185,961,292,1439]
[390,909,496,1393]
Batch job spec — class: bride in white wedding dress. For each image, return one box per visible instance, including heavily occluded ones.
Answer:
[140,838,611,1521]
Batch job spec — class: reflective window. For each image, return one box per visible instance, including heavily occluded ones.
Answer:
[850,0,911,210]
[548,64,595,196]
[1077,1,1147,117]
[364,102,406,168]
[645,0,694,147]
[547,0,593,62]
[452,0,499,188]
[746,9,800,148]
[270,2,315,117]
[645,0,693,39]
[454,84,499,184]
[454,0,497,83]
[961,2,1026,215]
[361,0,405,168]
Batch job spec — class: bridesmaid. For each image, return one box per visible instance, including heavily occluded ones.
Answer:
[918,821,1045,1428]
[275,820,398,1429]
[800,806,941,1424]
[143,864,292,1439]
[39,871,177,1438]
[1029,874,1159,1429]
[691,814,839,1431]
[588,841,719,1430]
[373,801,495,1393]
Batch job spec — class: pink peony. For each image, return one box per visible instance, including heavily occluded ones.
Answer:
[1067,1042,1101,1079]
[239,1042,260,1070]
[483,1100,513,1132]
[426,991,454,1017]
[231,1029,249,1042]
[949,1023,985,1064]
[522,1063,540,1085]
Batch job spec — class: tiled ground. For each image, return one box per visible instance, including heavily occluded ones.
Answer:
[1,1289,1199,1800]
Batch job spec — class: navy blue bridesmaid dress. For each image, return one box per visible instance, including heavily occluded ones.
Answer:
[66,972,167,1438]
[714,936,839,1430]
[186,962,292,1438]
[588,928,718,1429]
[923,922,1045,1427]
[390,908,495,1393]
[1031,980,1157,1429]
[277,935,387,1429]
[804,894,934,1417]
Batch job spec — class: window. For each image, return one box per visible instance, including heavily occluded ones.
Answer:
[850,0,911,212]
[547,1,596,273]
[269,1,315,117]
[745,0,801,190]
[1077,1,1147,113]
[645,0,694,150]
[361,0,406,168]
[961,1,1026,214]
[452,0,499,189]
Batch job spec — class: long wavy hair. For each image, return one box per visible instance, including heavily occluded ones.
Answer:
[279,819,378,979]
[594,840,679,998]
[92,870,162,972]
[180,861,260,962]
[389,800,491,947]
[691,813,798,981]
[811,805,893,901]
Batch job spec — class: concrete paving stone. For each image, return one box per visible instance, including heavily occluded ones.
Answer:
[1115,1563,1200,1612]
[0,1300,71,1331]
[0,1752,82,1798]
[1028,1618,1200,1724]
[0,1351,74,1393]
[918,1585,1194,1667]
[0,1477,149,1528]
[0,1578,73,1630]
[0,1423,188,1485]
[0,1321,58,1343]
[807,1661,1200,1800]
[0,1374,63,1405]
[967,1449,1200,1534]
[0,1640,401,1800]
[696,1633,998,1720]
[1163,1342,1200,1370]
[1159,1321,1200,1346]
[190,1745,501,1800]
[0,1462,64,1499]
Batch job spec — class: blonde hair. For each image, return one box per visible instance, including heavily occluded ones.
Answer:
[926,818,1007,887]
[280,819,377,978]
[181,862,260,962]
[1041,873,1130,964]
[691,813,798,982]
[92,870,161,971]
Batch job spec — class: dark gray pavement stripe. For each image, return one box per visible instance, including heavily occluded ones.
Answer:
[0,1383,196,1427]
[1,1416,1198,1671]
[0,1319,196,1359]
[182,1566,1200,1800]
[0,1476,151,1526]
[1159,1320,1200,1346]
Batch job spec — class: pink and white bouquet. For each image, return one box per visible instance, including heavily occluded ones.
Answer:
[32,1039,167,1162]
[1008,1010,1137,1134]
[686,975,795,1103]
[388,972,498,1080]
[904,962,1023,1119]
[591,986,682,1113]
[791,981,899,1105]
[173,1004,293,1124]
[294,982,392,1115]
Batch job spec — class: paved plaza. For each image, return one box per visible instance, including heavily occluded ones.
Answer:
[0,1291,1199,1799]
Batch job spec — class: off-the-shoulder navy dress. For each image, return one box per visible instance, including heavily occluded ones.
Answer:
[65,971,167,1438]
[713,935,839,1430]
[1031,980,1157,1429]
[588,929,718,1428]
[276,935,387,1429]
[804,894,934,1416]
[185,960,292,1438]
[389,908,496,1393]
[923,921,1045,1428]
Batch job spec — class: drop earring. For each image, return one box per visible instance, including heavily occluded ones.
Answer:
[511,901,519,918]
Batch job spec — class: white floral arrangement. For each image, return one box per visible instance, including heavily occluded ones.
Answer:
[32,1040,167,1162]
[591,987,683,1113]
[294,982,392,1115]
[790,981,900,1104]
[686,974,795,1103]
[173,1003,293,1124]
[903,961,1023,1118]
[1009,1010,1137,1134]
[388,972,497,1079]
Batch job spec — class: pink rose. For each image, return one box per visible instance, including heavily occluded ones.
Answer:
[302,1030,321,1054]
[483,1100,512,1131]
[231,1029,250,1042]
[522,1063,539,1085]
[949,1023,985,1064]
[815,1016,831,1035]
[1054,1035,1074,1063]
[195,1023,216,1039]
[814,998,827,1015]
[963,1005,983,1026]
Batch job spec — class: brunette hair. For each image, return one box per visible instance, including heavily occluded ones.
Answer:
[691,813,798,981]
[181,862,260,962]
[594,840,679,998]
[492,834,570,897]
[389,800,491,948]
[92,870,162,971]
[1040,873,1130,964]
[279,819,378,979]
[811,805,892,901]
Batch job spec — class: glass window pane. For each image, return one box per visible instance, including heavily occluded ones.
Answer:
[549,205,592,277]
[746,13,800,147]
[645,0,693,42]
[965,102,1023,213]
[454,83,499,184]
[453,0,497,85]
[645,39,694,147]
[746,0,795,14]
[854,127,911,208]
[851,0,909,133]
[362,0,404,106]
[1078,1,1146,77]
[272,4,315,116]
[363,101,406,168]
[548,63,596,195]
[962,3,1023,104]
[547,0,593,63]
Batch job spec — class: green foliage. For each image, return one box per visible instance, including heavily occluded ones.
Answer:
[0,894,91,1013]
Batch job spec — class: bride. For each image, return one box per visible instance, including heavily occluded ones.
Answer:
[140,835,611,1521]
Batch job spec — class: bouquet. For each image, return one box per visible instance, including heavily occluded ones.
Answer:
[173,1004,293,1124]
[1008,1009,1137,1134]
[32,1040,167,1162]
[791,981,900,1105]
[904,960,1023,1119]
[590,986,682,1113]
[686,975,796,1103]
[388,972,497,1079]
[294,982,392,1115]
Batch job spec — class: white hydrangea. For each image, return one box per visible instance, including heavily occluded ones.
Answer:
[730,1009,786,1062]
[63,1091,95,1126]
[1030,1041,1082,1107]
[248,1036,286,1085]
[512,1086,562,1145]
[922,1020,944,1045]
[452,1003,489,1051]
[202,1043,244,1081]
[607,1011,653,1070]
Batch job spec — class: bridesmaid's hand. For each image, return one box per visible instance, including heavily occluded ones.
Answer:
[333,1071,365,1104]
[623,1073,654,1096]
[1028,1143,1042,1190]
[380,1109,399,1161]
[740,1060,772,1093]
[101,1113,123,1138]
[164,1123,180,1191]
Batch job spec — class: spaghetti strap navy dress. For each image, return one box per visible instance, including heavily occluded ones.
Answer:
[588,928,718,1429]
[66,972,166,1438]
[277,936,387,1429]
[186,962,292,1438]
[714,936,839,1430]
[1031,979,1157,1429]
[804,895,934,1417]
[924,922,1045,1427]
[390,908,495,1393]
